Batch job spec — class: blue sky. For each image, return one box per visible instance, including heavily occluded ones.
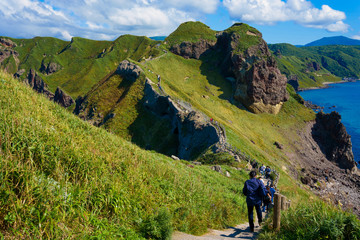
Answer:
[0,0,359,45]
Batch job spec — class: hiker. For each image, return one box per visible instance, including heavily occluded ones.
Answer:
[259,164,266,175]
[243,170,266,232]
[258,176,264,185]
[262,186,272,212]
[269,185,276,204]
[265,166,271,179]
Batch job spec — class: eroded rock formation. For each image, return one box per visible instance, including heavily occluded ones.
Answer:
[116,60,143,81]
[170,39,216,59]
[41,62,62,75]
[312,111,357,172]
[169,23,289,114]
[26,69,74,108]
[0,38,17,48]
[143,79,226,159]
[54,87,74,108]
[27,69,54,99]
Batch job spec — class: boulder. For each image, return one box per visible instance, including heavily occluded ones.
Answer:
[116,60,143,81]
[171,155,180,160]
[53,87,74,108]
[225,171,231,177]
[41,62,61,75]
[14,69,25,78]
[211,165,222,173]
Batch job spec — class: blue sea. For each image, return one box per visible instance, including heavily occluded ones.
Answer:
[299,81,360,168]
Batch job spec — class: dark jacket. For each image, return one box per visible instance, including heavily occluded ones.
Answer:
[243,178,266,206]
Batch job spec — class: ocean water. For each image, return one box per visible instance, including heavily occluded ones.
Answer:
[299,81,360,167]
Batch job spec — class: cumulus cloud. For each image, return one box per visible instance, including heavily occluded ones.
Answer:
[223,0,349,32]
[0,0,219,40]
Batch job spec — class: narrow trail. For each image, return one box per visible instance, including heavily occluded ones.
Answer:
[172,211,268,240]
[173,178,273,240]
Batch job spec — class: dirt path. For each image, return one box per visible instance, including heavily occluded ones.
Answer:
[172,212,267,240]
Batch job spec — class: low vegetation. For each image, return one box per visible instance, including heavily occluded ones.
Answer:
[259,201,360,240]
[0,70,251,238]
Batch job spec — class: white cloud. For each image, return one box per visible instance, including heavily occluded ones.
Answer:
[352,35,360,40]
[0,0,218,40]
[223,0,349,32]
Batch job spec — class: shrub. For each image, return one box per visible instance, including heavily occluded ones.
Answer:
[140,208,172,240]
[258,201,360,240]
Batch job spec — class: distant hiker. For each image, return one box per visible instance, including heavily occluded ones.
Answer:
[251,160,258,169]
[258,176,264,185]
[262,186,272,212]
[265,166,271,179]
[243,170,266,232]
[269,185,276,204]
[259,164,266,175]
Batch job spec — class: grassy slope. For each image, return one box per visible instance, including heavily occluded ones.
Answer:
[6,35,162,98]
[142,52,315,201]
[0,70,259,238]
[164,21,217,46]
[269,44,342,88]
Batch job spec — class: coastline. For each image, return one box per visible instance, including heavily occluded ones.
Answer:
[298,80,357,92]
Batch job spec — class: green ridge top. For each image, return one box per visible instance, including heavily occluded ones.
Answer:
[165,21,217,46]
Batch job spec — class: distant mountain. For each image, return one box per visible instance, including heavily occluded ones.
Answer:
[149,36,166,41]
[305,36,360,47]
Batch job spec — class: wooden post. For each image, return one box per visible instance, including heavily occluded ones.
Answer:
[273,193,281,231]
[281,195,286,211]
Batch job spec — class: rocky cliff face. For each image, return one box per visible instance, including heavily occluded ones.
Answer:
[170,39,216,59]
[0,38,17,48]
[54,87,74,108]
[27,69,55,99]
[168,23,289,114]
[216,29,289,114]
[40,62,62,75]
[312,111,357,172]
[26,69,74,108]
[116,60,143,81]
[143,79,225,160]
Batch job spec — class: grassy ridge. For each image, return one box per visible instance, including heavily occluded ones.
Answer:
[0,70,254,238]
[4,35,162,98]
[269,43,360,88]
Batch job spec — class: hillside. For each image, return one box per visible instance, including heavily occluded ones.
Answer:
[305,36,360,47]
[269,43,360,89]
[1,21,360,239]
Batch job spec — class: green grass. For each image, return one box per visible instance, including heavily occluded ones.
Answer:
[165,21,217,46]
[2,35,162,98]
[269,43,360,88]
[224,23,261,54]
[258,201,360,240]
[0,70,254,238]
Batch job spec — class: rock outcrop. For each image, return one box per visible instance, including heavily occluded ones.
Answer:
[0,38,17,48]
[0,49,19,63]
[116,60,143,81]
[288,75,299,91]
[26,69,74,108]
[170,39,216,59]
[216,28,289,114]
[54,87,74,108]
[169,23,289,114]
[143,79,225,160]
[312,111,357,172]
[27,69,54,99]
[41,62,61,75]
